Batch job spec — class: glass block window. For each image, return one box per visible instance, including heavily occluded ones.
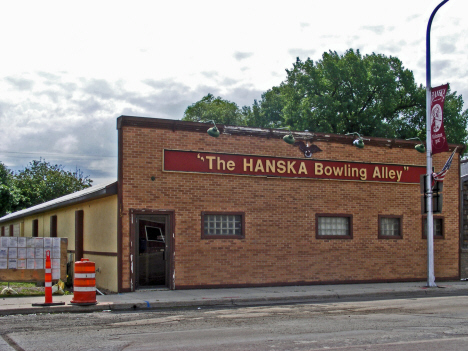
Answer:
[378,216,402,239]
[380,217,401,237]
[202,213,244,238]
[434,218,443,237]
[317,215,351,237]
[423,217,443,238]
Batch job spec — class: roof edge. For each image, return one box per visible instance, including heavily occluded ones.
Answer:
[0,181,118,224]
[116,116,464,153]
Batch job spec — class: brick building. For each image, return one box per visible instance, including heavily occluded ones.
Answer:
[1,116,463,292]
[460,159,468,278]
[116,116,462,292]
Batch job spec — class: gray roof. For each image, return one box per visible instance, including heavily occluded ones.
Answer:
[0,181,118,223]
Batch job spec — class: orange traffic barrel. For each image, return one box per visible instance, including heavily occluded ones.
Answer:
[70,258,97,305]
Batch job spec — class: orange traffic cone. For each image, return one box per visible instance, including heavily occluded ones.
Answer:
[45,250,52,303]
[32,250,65,307]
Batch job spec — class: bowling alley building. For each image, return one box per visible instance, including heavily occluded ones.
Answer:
[0,116,463,292]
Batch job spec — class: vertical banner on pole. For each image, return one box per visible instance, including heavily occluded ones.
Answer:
[431,84,449,155]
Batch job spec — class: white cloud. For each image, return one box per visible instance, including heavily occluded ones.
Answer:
[361,26,386,35]
[233,52,254,61]
[53,135,79,154]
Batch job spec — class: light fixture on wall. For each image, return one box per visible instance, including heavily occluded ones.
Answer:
[207,120,220,138]
[283,130,295,145]
[346,132,365,148]
[406,137,426,153]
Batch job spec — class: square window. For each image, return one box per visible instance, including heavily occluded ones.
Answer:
[434,218,443,237]
[379,216,402,239]
[202,212,245,239]
[423,217,444,238]
[316,214,352,239]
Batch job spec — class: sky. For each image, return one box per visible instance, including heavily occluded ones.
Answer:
[0,0,467,185]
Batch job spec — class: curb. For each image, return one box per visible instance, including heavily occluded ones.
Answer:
[1,286,467,316]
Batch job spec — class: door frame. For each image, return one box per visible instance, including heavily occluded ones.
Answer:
[129,209,175,290]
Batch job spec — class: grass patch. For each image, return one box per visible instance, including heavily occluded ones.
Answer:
[0,282,45,297]
[0,281,71,297]
[0,282,36,288]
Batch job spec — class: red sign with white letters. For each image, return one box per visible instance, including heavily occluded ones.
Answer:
[163,150,425,184]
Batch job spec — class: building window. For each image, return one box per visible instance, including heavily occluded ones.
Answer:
[75,210,84,261]
[378,215,403,239]
[201,212,245,239]
[50,215,57,237]
[1,226,4,236]
[422,216,444,239]
[12,224,19,237]
[316,214,352,239]
[32,220,39,237]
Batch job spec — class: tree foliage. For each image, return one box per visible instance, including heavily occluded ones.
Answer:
[183,93,245,126]
[0,162,15,217]
[280,49,420,137]
[0,160,92,216]
[184,49,468,146]
[243,87,286,128]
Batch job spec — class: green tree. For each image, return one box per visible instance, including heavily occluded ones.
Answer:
[184,49,468,146]
[261,49,467,145]
[183,93,245,126]
[0,162,14,216]
[279,49,422,137]
[10,159,92,212]
[243,87,287,129]
[442,90,468,145]
[392,85,468,145]
[0,162,26,216]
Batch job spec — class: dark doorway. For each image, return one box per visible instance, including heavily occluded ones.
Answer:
[135,215,171,288]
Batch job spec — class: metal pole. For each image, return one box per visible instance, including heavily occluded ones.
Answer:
[426,0,449,287]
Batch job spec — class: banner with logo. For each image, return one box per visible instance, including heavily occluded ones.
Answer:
[431,84,449,154]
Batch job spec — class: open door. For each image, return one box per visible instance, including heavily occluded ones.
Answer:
[135,214,171,288]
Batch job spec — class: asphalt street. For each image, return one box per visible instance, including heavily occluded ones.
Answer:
[2,295,468,351]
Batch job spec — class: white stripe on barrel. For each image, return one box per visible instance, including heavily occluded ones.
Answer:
[74,286,96,292]
[75,273,95,278]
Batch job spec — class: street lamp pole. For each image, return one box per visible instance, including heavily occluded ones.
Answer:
[426,0,449,287]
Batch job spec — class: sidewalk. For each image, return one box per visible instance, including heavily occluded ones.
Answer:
[1,281,468,316]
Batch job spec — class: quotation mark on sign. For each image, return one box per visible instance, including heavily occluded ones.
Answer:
[403,166,409,171]
[197,153,205,162]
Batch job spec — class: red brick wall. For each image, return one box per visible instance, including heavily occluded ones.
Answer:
[119,124,460,289]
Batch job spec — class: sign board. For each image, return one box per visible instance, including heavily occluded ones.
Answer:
[0,237,67,282]
[431,84,449,154]
[164,150,426,184]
